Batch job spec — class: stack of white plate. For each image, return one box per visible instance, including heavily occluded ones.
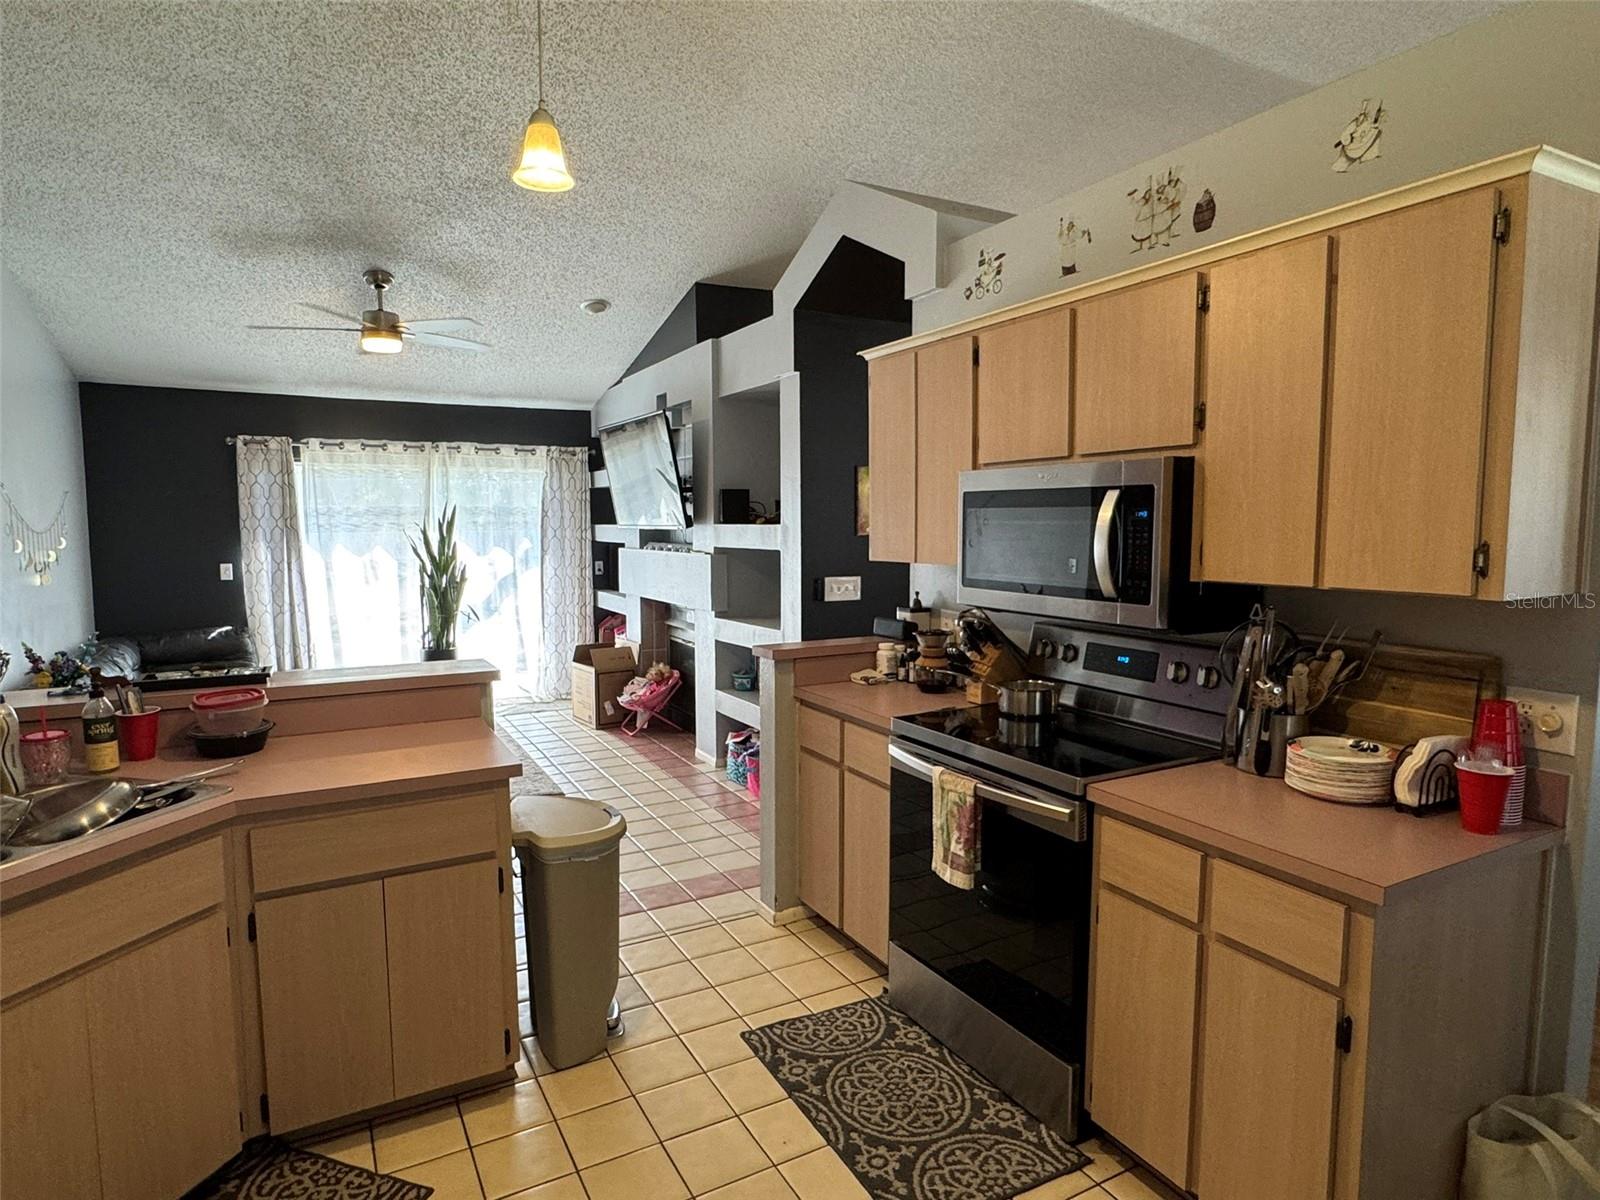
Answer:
[1284,736,1399,805]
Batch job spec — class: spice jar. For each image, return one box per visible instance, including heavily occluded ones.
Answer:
[20,729,70,788]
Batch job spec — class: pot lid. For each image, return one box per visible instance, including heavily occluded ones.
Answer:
[191,687,267,710]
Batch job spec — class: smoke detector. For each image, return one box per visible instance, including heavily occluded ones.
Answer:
[579,298,611,315]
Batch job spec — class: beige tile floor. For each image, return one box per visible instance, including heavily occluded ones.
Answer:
[299,702,1177,1200]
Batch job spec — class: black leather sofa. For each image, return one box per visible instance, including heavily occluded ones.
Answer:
[86,626,269,690]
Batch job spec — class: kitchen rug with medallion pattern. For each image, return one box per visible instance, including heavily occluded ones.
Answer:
[742,997,1087,1199]
[186,1138,431,1200]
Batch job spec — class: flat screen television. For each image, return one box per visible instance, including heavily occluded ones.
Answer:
[599,412,689,528]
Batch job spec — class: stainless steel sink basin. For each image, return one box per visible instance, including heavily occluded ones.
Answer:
[7,778,141,846]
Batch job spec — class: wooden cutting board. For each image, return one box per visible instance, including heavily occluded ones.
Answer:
[1311,642,1501,746]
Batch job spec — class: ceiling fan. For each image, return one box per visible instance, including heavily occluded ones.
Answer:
[247,268,489,355]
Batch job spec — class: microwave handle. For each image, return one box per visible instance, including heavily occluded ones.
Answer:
[1094,487,1121,600]
[887,743,1084,836]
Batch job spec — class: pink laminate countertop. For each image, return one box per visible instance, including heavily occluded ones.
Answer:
[1089,761,1563,908]
[0,718,521,902]
[794,681,973,733]
[10,659,498,721]
[754,637,881,662]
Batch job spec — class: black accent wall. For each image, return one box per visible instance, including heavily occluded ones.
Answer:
[621,282,772,381]
[794,238,911,639]
[78,383,590,634]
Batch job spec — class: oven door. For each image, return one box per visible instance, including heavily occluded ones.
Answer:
[957,458,1174,627]
[886,739,1091,1067]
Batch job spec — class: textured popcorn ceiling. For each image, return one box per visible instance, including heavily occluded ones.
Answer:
[0,0,1503,409]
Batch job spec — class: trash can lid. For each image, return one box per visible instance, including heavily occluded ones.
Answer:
[510,793,627,857]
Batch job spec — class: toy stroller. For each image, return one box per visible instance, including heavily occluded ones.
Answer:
[617,668,684,735]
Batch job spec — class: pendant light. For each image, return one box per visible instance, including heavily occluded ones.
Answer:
[511,0,574,192]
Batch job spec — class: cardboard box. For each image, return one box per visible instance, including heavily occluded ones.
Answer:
[572,643,638,728]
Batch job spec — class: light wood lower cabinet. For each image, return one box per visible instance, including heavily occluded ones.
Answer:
[386,859,508,1096]
[1088,887,1198,1186]
[1,977,102,1199]
[798,749,843,926]
[87,913,241,1200]
[841,770,890,961]
[256,880,396,1131]
[796,704,892,962]
[1088,814,1548,1200]
[1195,942,1341,1199]
[255,859,508,1131]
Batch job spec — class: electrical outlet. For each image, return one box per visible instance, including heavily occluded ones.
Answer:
[823,575,862,602]
[1506,687,1580,757]
[219,562,234,581]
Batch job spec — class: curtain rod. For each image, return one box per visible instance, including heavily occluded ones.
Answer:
[226,435,583,457]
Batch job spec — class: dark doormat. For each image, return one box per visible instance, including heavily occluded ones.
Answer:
[184,1138,432,1200]
[742,997,1088,1199]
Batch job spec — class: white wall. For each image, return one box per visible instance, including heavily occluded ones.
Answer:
[0,263,93,689]
[910,0,1600,1095]
[916,2,1600,332]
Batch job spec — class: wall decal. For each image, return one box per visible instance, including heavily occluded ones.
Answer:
[1192,188,1216,232]
[1129,168,1185,253]
[963,248,1005,300]
[1057,217,1092,276]
[1333,99,1385,172]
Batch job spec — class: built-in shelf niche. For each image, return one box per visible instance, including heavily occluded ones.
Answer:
[711,382,780,522]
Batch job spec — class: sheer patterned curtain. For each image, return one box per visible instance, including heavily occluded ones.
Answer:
[297,440,590,699]
[537,447,592,699]
[234,435,311,670]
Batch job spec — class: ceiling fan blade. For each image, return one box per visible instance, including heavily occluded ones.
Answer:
[405,329,490,352]
[294,302,364,326]
[246,325,356,332]
[401,317,482,333]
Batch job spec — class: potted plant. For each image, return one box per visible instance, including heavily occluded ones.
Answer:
[411,506,470,662]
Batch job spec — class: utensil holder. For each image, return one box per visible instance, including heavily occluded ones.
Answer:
[1264,714,1310,778]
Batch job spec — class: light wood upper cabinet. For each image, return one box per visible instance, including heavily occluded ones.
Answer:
[1196,942,1341,1199]
[798,749,843,926]
[86,913,241,1200]
[867,351,917,563]
[1089,886,1200,1187]
[256,881,396,1131]
[1320,187,1499,595]
[841,770,890,962]
[914,335,975,564]
[1199,238,1331,587]
[1,979,102,1200]
[1074,272,1202,454]
[386,860,507,1097]
[976,309,1072,465]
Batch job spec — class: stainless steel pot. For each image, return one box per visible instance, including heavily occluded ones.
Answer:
[996,678,1058,719]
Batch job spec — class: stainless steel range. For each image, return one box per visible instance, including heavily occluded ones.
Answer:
[885,622,1231,1141]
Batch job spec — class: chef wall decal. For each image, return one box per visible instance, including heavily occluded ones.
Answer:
[1058,217,1091,276]
[1333,99,1385,172]
[1129,167,1186,253]
[963,247,1005,300]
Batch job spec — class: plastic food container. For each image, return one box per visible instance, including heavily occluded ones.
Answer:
[190,687,268,736]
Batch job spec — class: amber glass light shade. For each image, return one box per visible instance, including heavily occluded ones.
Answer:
[511,106,574,192]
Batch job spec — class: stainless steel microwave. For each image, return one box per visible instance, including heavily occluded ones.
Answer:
[957,456,1250,630]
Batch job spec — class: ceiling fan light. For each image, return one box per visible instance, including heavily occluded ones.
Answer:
[511,107,574,192]
[359,326,404,354]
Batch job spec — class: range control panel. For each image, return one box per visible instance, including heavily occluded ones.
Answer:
[1026,621,1230,716]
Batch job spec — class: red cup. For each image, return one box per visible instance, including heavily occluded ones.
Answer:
[116,707,162,762]
[1471,699,1524,766]
[1457,761,1514,834]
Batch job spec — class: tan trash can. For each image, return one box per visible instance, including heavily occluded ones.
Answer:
[510,793,628,1069]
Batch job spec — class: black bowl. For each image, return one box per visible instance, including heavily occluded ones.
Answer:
[187,719,274,758]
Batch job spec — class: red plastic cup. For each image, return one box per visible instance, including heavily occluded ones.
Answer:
[116,707,163,762]
[1471,699,1524,766]
[1457,760,1514,834]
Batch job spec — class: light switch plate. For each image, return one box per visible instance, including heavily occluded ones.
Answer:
[219,562,234,581]
[823,575,862,602]
[1506,687,1580,757]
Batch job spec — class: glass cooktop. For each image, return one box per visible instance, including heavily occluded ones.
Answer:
[891,703,1216,797]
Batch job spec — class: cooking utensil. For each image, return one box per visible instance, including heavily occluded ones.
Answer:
[133,760,243,805]
[9,778,143,845]
[1223,624,1261,761]
[997,679,1059,719]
